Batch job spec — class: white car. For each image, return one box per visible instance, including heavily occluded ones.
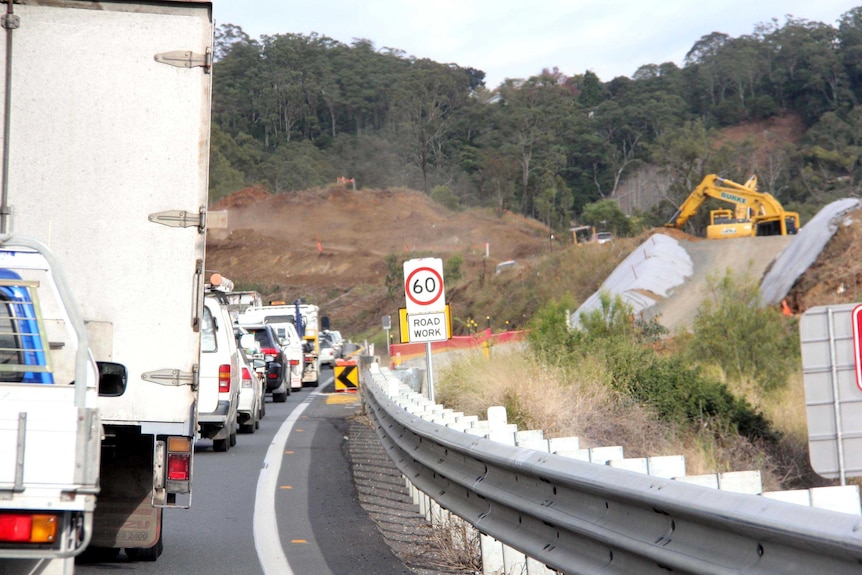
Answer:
[236,346,263,433]
[199,295,241,452]
[319,342,336,367]
[327,330,344,358]
[267,319,304,392]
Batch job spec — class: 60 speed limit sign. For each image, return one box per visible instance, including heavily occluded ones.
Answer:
[403,258,446,314]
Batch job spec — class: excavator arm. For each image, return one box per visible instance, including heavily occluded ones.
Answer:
[665,174,798,238]
[665,174,726,229]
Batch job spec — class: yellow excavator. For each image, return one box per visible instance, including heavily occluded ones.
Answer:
[664,174,800,239]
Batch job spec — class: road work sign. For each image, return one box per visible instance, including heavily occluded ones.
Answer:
[406,311,448,343]
[403,257,445,314]
[398,305,452,344]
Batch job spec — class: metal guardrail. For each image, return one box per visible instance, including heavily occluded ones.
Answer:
[362,363,862,575]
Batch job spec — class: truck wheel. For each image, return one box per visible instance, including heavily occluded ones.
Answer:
[213,437,229,452]
[229,431,237,447]
[125,516,163,561]
[273,391,287,403]
[240,420,255,434]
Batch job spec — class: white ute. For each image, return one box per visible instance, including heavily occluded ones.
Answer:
[0,238,100,574]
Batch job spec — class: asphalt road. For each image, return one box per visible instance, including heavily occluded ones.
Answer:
[75,367,413,575]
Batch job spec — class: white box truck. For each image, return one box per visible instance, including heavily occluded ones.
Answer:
[0,0,213,565]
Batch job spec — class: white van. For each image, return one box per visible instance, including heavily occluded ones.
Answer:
[199,295,241,452]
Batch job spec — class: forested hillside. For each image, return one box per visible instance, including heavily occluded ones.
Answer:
[210,9,862,235]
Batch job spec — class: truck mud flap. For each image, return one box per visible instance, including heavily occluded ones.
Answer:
[90,497,159,549]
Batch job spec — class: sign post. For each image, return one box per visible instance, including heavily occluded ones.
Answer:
[403,258,447,402]
[382,314,391,358]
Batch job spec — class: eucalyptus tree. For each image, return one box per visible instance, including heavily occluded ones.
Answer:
[212,26,265,139]
[837,7,862,103]
[389,59,474,192]
[493,73,576,216]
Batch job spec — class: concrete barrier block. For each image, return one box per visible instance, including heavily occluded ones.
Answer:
[487,405,508,428]
[718,470,762,494]
[489,428,516,446]
[480,534,504,574]
[810,485,862,515]
[762,489,812,506]
[502,544,527,575]
[647,455,686,478]
[516,429,544,443]
[549,436,580,453]
[589,446,624,464]
[456,414,479,425]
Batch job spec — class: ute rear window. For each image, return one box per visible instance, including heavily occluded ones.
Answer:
[0,275,54,384]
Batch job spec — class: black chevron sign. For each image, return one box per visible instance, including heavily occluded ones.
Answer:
[334,364,358,391]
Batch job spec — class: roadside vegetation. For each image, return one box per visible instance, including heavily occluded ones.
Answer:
[435,271,827,491]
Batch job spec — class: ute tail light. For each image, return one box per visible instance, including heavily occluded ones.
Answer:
[241,367,253,388]
[289,359,299,366]
[0,513,58,543]
[167,437,192,482]
[218,364,231,393]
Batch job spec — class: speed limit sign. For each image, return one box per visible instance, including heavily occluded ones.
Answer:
[403,258,446,314]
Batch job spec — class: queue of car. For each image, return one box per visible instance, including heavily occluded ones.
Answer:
[196,278,346,452]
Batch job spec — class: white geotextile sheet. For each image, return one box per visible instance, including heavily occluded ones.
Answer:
[759,198,860,306]
[569,233,692,328]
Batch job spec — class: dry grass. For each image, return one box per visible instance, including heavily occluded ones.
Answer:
[434,347,817,488]
[422,516,482,573]
[438,350,687,460]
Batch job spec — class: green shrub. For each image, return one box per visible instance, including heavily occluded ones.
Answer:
[602,339,777,442]
[526,295,577,361]
[687,271,800,391]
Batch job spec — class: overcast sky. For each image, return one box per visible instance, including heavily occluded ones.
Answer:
[213,1,861,88]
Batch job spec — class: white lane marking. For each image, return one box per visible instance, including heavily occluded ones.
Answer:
[254,386,325,575]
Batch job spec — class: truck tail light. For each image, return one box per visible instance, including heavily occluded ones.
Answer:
[167,453,191,481]
[167,436,192,481]
[218,364,231,392]
[289,359,299,366]
[241,367,253,388]
[0,513,57,543]
[260,347,278,356]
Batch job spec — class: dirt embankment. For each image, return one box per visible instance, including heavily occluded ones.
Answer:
[205,186,552,333]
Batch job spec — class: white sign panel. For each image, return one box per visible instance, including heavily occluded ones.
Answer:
[800,303,862,480]
[406,311,448,343]
[403,258,446,314]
